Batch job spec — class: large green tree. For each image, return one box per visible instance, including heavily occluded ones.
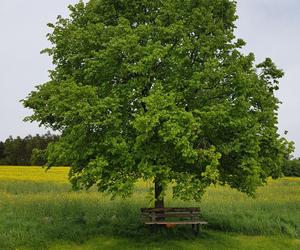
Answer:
[23,0,293,207]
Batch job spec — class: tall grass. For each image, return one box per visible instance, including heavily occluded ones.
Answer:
[0,166,299,249]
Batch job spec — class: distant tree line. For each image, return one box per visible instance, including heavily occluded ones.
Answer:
[0,132,59,166]
[283,159,300,177]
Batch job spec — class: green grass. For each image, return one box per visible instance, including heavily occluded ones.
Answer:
[0,166,299,250]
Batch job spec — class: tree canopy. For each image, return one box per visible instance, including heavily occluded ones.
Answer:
[23,0,293,206]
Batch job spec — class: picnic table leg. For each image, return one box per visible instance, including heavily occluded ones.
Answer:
[196,224,200,236]
[193,224,200,236]
[151,224,156,233]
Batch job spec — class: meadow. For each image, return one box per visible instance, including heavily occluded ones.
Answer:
[0,166,299,250]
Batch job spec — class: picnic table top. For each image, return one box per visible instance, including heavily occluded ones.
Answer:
[145,221,208,225]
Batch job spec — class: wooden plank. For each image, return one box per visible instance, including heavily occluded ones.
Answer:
[141,213,200,218]
[141,207,207,229]
[144,221,208,225]
[141,207,200,212]
[141,211,200,215]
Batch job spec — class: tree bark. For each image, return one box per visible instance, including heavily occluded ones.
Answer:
[154,179,164,208]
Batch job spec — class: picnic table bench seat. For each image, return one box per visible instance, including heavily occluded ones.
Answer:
[141,207,208,235]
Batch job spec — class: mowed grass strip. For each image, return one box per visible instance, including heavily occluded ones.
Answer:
[43,233,300,250]
[0,166,299,250]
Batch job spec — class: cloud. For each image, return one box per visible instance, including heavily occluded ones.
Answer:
[236,0,300,157]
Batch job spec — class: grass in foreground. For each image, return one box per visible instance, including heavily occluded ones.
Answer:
[0,166,299,250]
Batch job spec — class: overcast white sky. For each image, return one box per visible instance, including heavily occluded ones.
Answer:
[0,0,299,157]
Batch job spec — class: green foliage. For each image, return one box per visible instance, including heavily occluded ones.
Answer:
[23,0,293,202]
[283,160,300,177]
[30,148,47,166]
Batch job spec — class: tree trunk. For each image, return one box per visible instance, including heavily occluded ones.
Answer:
[154,179,164,208]
[154,179,165,230]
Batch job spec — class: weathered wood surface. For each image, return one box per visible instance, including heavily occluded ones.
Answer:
[141,213,200,218]
[141,207,200,212]
[141,207,208,235]
[144,221,208,225]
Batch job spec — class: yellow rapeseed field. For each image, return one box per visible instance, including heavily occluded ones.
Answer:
[0,166,69,183]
